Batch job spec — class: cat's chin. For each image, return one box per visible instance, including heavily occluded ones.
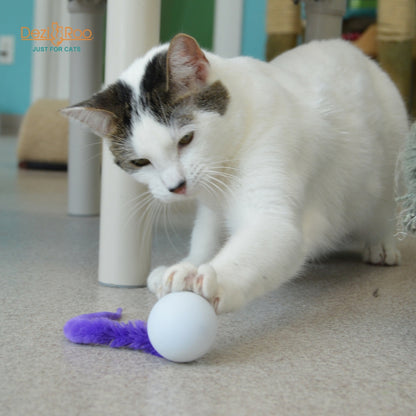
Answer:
[154,191,193,204]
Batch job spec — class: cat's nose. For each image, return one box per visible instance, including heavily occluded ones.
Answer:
[169,180,187,195]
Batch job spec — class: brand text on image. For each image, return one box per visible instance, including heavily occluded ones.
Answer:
[21,22,93,47]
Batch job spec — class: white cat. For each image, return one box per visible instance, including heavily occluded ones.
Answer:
[63,34,409,313]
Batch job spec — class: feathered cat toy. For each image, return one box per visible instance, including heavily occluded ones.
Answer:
[63,309,161,357]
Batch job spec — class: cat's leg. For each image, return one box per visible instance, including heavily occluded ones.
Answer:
[147,203,223,294]
[157,215,306,313]
[362,200,401,266]
[182,204,224,265]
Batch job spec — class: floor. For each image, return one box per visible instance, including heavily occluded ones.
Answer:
[1,134,416,416]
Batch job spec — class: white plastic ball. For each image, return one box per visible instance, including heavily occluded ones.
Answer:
[147,291,218,363]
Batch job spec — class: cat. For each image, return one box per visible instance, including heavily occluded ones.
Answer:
[62,33,409,314]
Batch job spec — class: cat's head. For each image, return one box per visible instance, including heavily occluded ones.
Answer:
[62,34,230,203]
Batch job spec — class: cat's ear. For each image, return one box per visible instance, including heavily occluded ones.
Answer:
[61,81,133,138]
[167,33,209,93]
[60,104,117,138]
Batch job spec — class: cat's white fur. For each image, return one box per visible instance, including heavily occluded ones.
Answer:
[83,38,410,313]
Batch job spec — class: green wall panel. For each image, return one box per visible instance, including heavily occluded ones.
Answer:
[160,0,215,50]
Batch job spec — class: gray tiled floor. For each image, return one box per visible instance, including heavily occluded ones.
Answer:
[1,135,416,416]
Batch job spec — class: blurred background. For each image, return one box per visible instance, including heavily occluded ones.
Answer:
[0,0,266,129]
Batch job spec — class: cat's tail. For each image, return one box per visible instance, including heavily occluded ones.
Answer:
[396,122,416,236]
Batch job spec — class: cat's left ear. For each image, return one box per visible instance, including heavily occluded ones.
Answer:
[60,81,132,138]
[167,33,209,94]
[60,104,117,138]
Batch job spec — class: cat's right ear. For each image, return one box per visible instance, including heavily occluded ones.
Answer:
[167,33,210,94]
[60,104,117,138]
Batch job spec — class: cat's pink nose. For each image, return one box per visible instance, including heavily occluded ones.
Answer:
[169,180,187,195]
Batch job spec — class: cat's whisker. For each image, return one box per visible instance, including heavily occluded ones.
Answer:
[204,161,242,185]
[203,172,228,190]
[124,192,155,230]
[205,163,240,172]
[205,177,232,202]
[204,169,240,186]
[204,165,238,176]
[200,175,228,204]
[192,161,237,203]
[200,183,219,204]
[124,190,153,215]
[66,139,103,169]
[162,203,180,254]
[198,175,217,199]
[152,202,183,256]
[126,198,154,228]
[137,200,161,250]
[146,199,169,242]
[203,168,240,197]
[80,150,104,165]
[165,202,184,244]
[123,189,152,208]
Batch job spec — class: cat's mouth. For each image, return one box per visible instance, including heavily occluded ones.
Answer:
[169,180,187,196]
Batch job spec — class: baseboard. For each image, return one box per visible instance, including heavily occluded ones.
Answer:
[0,113,23,136]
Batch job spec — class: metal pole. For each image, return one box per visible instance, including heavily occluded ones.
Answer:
[67,0,106,216]
[304,0,347,42]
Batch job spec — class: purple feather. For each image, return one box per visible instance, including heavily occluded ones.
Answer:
[63,308,161,357]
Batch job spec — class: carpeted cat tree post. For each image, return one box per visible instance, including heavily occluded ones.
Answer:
[377,0,416,110]
[266,0,302,61]
[17,99,69,170]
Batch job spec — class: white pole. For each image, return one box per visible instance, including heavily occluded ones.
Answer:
[213,0,244,57]
[304,0,347,42]
[67,0,106,216]
[98,0,161,287]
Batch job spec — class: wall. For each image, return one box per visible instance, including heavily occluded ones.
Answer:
[0,0,267,116]
[160,0,215,49]
[242,0,267,60]
[0,0,34,115]
[160,0,267,59]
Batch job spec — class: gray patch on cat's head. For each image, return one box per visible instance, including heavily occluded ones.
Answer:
[139,50,229,125]
[195,81,229,116]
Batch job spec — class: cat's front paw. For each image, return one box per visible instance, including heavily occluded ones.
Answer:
[147,265,168,294]
[363,243,401,266]
[157,263,221,312]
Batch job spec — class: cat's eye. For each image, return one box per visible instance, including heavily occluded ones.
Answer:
[178,132,194,147]
[130,158,151,168]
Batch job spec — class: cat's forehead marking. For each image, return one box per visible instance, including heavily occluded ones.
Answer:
[195,80,229,116]
[139,51,172,124]
[138,51,230,124]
